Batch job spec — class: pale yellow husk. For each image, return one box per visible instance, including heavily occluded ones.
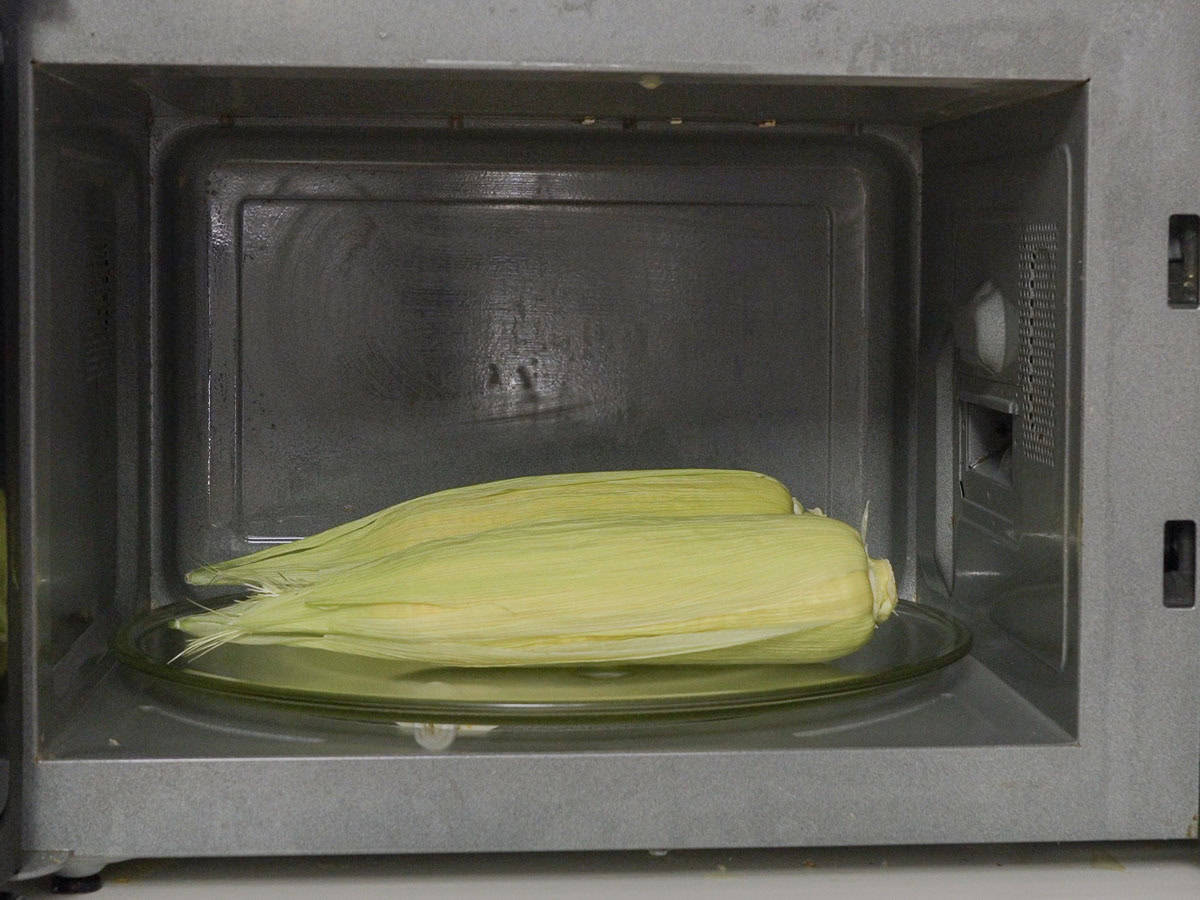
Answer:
[176,512,897,667]
[186,469,796,593]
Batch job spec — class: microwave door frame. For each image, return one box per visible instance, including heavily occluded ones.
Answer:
[1,8,25,888]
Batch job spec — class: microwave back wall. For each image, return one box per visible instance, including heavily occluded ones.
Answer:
[3,0,1199,882]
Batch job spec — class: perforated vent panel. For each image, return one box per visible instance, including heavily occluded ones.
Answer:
[1018,223,1058,467]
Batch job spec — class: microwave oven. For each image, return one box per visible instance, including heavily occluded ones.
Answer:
[2,0,1198,890]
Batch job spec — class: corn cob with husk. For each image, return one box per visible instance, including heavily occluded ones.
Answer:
[176,512,897,667]
[187,469,798,593]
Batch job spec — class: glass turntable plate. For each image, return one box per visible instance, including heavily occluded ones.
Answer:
[114,599,970,723]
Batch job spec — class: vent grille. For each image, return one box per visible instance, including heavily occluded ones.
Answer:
[1017,223,1058,467]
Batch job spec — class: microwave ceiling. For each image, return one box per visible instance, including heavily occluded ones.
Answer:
[37,64,1080,127]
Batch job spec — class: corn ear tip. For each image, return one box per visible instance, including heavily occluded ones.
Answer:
[184,560,227,586]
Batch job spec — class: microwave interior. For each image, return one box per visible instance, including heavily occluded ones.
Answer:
[28,66,1084,762]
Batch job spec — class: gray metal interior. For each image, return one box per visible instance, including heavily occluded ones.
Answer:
[167,126,910,573]
[9,0,1200,874]
[38,66,1080,741]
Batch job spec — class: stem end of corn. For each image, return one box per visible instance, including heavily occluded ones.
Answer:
[869,557,898,623]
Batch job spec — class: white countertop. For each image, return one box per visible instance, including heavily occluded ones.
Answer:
[12,842,1200,899]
